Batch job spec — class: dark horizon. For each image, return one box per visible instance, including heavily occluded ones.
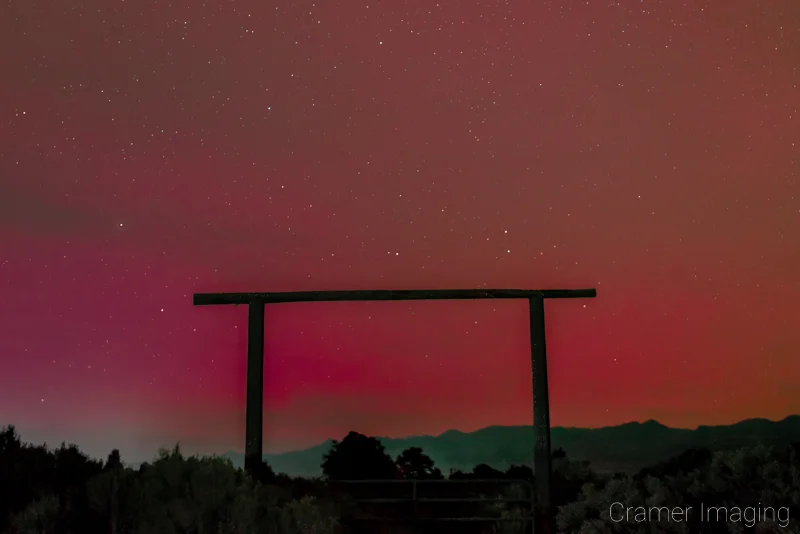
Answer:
[8,413,800,467]
[238,413,800,456]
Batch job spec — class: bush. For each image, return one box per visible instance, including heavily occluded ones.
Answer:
[12,495,60,534]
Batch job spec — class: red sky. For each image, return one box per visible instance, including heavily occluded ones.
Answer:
[1,0,799,463]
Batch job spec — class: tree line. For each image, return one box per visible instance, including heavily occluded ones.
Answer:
[2,425,800,533]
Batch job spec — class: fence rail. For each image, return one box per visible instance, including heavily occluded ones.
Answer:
[334,478,535,523]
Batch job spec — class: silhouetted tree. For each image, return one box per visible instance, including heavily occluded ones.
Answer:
[0,425,24,530]
[551,453,599,510]
[251,459,276,485]
[87,449,124,534]
[396,447,443,480]
[53,442,103,532]
[321,432,399,480]
[105,449,123,470]
[472,463,504,479]
[504,464,532,481]
[0,425,22,452]
[0,427,105,533]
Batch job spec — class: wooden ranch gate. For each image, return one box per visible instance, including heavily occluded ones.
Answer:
[193,288,597,533]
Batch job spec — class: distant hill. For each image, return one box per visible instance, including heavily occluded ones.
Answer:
[223,415,800,477]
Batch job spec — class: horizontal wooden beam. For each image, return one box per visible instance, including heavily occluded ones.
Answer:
[193,288,596,306]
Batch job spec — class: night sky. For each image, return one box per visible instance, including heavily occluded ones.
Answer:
[1,0,799,464]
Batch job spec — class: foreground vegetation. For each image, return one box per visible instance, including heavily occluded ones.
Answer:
[1,426,799,533]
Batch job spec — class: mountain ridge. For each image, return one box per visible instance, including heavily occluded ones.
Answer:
[223,415,800,477]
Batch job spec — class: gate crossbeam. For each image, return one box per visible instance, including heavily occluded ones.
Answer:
[193,287,597,534]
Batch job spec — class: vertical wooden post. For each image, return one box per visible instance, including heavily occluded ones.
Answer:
[412,479,418,526]
[529,296,553,534]
[245,299,265,474]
